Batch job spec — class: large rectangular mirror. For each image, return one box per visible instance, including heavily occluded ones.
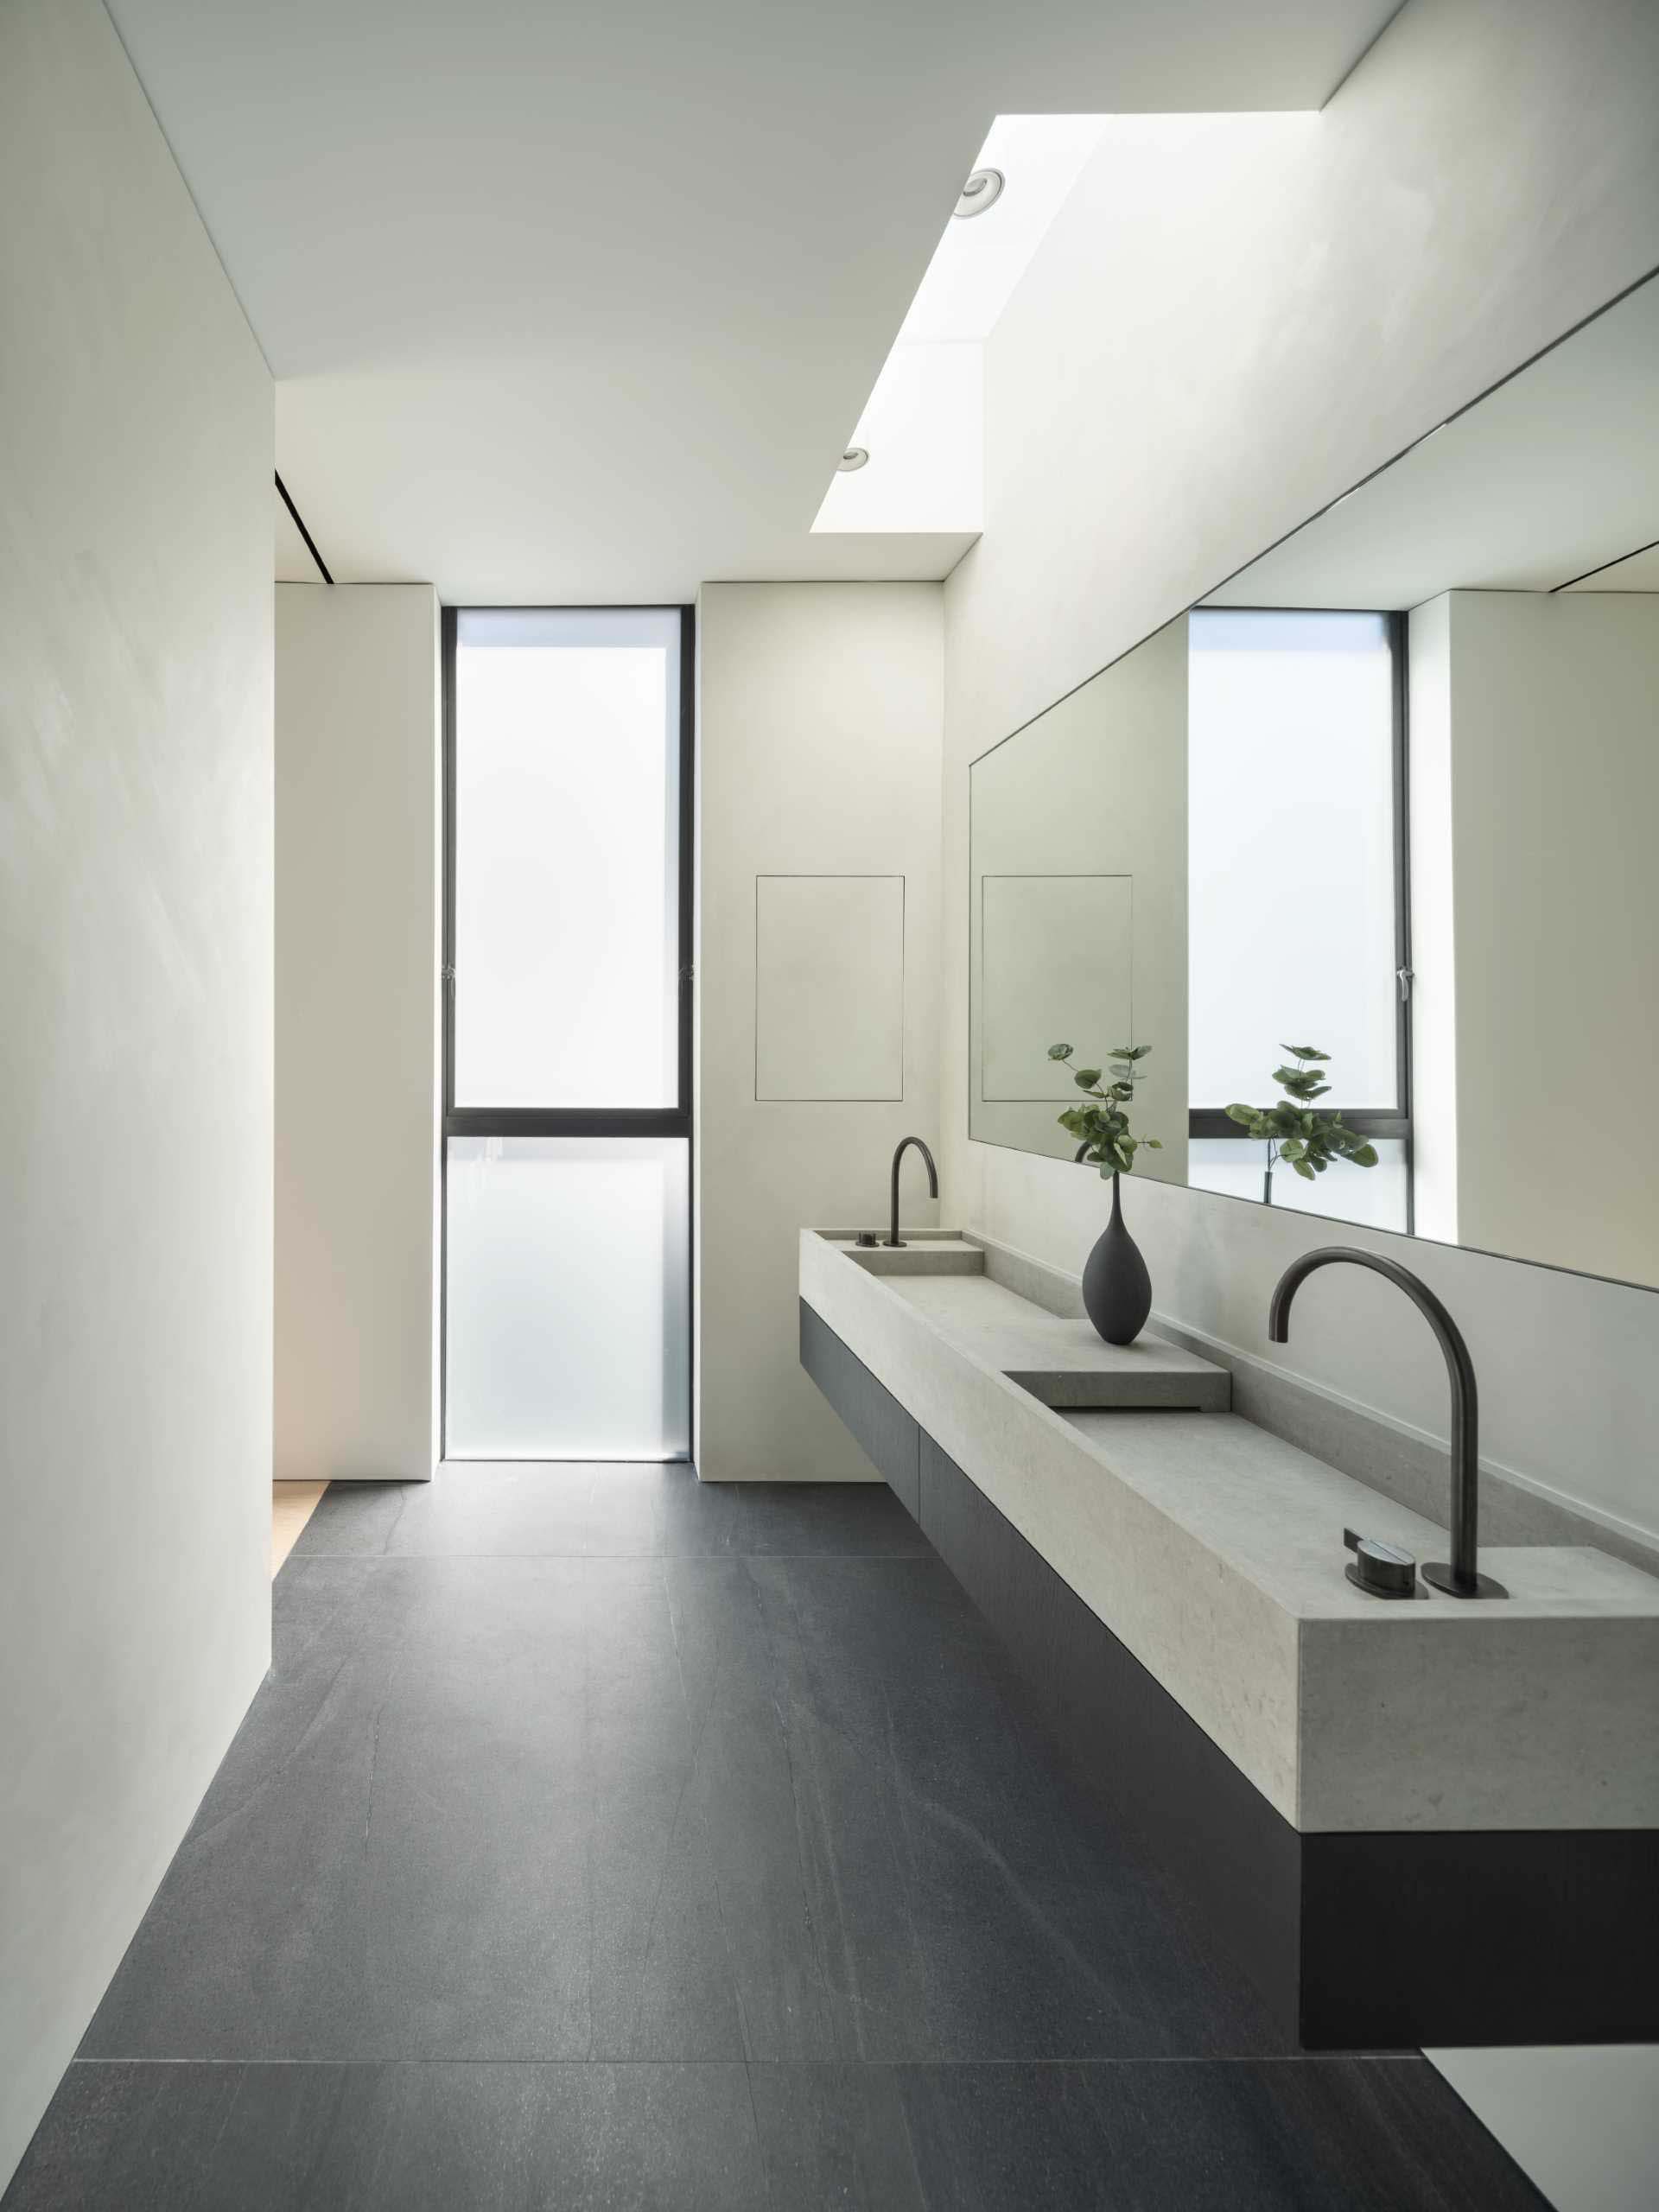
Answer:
[969,268,1659,1290]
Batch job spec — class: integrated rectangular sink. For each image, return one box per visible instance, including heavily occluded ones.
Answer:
[816,1230,1230,1409]
[831,1236,986,1277]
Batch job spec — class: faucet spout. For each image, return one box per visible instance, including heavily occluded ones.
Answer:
[887,1136,939,1249]
[1268,1246,1505,1599]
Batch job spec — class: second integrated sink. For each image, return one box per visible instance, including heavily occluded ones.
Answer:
[822,1230,1230,1410]
[835,1234,986,1277]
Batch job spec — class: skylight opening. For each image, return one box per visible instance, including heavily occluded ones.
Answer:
[811,114,1109,537]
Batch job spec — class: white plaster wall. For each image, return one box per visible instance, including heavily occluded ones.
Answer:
[697,583,942,1479]
[0,0,273,2187]
[943,0,1659,1552]
[276,585,441,1484]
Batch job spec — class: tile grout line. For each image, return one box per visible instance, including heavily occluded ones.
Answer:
[67,2053,1427,2069]
[288,1551,940,1564]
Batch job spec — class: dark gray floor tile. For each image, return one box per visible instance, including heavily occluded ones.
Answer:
[890,2058,1549,2211]
[292,1464,926,1561]
[80,1558,742,2062]
[662,1554,1280,2065]
[3,2061,767,2211]
[747,2063,926,2209]
[292,1465,662,1559]
[289,1479,414,1556]
[667,1555,882,2061]
[727,1482,932,1558]
[4,2058,1546,2212]
[788,1560,1281,2061]
[660,1470,931,1559]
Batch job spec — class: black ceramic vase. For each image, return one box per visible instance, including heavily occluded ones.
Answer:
[1081,1173,1152,1345]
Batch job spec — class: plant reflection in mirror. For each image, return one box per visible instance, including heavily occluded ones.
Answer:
[1225,1045,1378,1205]
[1048,1041,1163,1177]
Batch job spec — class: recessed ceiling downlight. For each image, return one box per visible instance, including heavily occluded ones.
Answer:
[953,166,1004,219]
[837,447,869,472]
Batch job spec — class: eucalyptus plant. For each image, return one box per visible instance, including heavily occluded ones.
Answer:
[1224,1045,1378,1199]
[1048,1041,1163,1179]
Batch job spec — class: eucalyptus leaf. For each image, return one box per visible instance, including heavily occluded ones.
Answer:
[1230,1041,1378,1188]
[1046,1039,1158,1173]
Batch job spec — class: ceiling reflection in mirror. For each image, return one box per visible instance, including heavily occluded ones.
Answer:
[969,269,1659,1290]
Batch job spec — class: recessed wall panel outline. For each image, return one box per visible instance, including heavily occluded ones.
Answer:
[979,872,1134,1103]
[753,873,906,1103]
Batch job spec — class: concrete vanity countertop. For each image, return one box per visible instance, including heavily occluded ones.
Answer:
[802,1227,1659,1836]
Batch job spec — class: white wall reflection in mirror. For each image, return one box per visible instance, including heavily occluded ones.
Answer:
[969,616,1188,1175]
[982,875,1132,1103]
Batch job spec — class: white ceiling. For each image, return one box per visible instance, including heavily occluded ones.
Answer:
[108,0,1398,602]
[1208,272,1659,609]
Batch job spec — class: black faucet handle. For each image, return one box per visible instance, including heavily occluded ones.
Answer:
[887,1135,938,1248]
[1343,1527,1418,1600]
[1271,1249,1504,1599]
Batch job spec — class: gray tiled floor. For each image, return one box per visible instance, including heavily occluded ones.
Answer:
[5,1466,1547,2209]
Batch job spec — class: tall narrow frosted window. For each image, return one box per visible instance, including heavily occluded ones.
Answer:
[444,606,691,1460]
[1188,611,1399,1109]
[453,609,681,1109]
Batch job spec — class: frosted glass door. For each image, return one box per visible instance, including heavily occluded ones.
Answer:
[446,1139,690,1459]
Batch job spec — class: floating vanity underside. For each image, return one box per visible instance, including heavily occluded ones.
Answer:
[799,1227,1659,2050]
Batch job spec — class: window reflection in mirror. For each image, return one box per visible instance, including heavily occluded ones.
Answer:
[1186,609,1408,1233]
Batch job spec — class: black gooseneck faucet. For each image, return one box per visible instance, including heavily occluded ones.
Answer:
[1268,1246,1507,1599]
[886,1136,938,1249]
